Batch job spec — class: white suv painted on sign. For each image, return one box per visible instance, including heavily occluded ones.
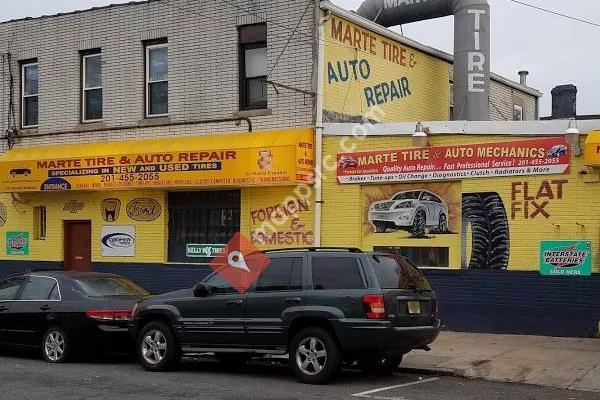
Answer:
[368,190,449,235]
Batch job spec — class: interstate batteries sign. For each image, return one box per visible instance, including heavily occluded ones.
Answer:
[0,129,314,192]
[337,138,569,184]
[540,241,592,276]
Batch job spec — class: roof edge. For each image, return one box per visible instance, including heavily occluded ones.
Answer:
[320,1,543,98]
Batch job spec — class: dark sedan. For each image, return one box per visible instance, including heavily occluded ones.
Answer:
[0,271,149,363]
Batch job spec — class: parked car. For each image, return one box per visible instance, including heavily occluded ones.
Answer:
[368,190,449,236]
[129,248,440,384]
[338,155,358,169]
[0,271,149,363]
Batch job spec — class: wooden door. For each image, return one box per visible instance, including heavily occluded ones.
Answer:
[64,221,92,271]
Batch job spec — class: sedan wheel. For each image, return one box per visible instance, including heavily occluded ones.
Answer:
[42,327,71,363]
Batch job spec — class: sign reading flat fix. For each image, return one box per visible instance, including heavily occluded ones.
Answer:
[0,129,314,192]
[337,138,569,184]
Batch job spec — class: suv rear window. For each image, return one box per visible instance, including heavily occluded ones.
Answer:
[312,256,364,290]
[74,277,149,297]
[371,255,431,291]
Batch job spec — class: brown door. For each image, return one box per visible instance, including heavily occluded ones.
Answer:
[64,221,92,271]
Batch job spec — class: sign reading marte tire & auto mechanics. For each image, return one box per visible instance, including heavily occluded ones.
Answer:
[337,138,569,184]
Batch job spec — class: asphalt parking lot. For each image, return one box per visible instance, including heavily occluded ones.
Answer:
[0,351,596,400]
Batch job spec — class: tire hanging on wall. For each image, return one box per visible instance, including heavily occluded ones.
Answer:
[462,193,510,270]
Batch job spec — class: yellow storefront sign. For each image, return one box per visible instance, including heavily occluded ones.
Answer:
[584,130,600,166]
[0,129,314,192]
[323,14,450,122]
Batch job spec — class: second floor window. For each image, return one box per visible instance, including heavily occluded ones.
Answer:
[513,104,524,121]
[82,52,103,122]
[21,61,39,127]
[146,42,168,117]
[239,24,267,110]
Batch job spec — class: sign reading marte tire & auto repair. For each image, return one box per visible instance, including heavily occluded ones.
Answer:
[101,226,135,257]
[337,138,569,184]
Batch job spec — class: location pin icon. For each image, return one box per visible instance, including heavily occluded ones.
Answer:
[227,250,251,273]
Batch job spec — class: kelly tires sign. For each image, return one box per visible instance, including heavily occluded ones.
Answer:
[101,226,135,257]
[337,138,570,184]
[540,241,592,276]
[186,244,226,258]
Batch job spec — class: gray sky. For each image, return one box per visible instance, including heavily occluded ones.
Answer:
[1,0,599,116]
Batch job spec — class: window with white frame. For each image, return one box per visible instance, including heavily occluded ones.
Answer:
[239,24,267,110]
[21,61,39,127]
[82,51,103,122]
[145,41,168,117]
[513,104,524,121]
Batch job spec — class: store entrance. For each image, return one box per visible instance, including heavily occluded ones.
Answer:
[64,221,92,271]
[168,191,241,263]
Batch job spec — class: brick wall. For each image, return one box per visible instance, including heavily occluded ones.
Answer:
[0,0,316,151]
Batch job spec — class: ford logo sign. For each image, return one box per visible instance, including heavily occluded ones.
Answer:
[102,233,134,249]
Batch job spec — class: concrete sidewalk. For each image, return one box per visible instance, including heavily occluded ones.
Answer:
[402,331,600,393]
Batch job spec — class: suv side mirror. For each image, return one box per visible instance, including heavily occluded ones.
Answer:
[193,282,212,298]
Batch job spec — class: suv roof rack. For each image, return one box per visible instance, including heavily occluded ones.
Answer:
[261,247,363,253]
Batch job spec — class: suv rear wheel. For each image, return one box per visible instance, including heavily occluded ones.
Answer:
[137,321,180,371]
[290,327,341,384]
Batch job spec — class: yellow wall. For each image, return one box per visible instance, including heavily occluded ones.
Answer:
[323,14,450,122]
[0,185,313,264]
[322,134,600,272]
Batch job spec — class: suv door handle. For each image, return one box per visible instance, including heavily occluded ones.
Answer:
[40,305,52,311]
[285,297,302,304]
[227,300,243,306]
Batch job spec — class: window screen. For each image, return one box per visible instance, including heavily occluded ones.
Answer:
[312,257,364,290]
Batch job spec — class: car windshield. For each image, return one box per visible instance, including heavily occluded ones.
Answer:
[392,191,421,201]
[74,277,149,297]
[371,255,431,291]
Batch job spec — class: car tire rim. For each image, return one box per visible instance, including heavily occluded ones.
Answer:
[141,329,168,365]
[44,331,65,362]
[296,337,327,376]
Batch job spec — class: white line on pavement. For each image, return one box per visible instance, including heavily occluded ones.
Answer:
[352,377,440,399]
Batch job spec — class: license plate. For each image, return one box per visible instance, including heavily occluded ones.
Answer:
[407,301,421,314]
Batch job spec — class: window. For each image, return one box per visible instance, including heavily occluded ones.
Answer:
[73,277,148,298]
[168,191,240,263]
[312,257,364,290]
[375,247,449,269]
[370,255,431,291]
[420,192,436,202]
[34,206,47,240]
[513,104,524,121]
[449,81,454,120]
[256,258,303,292]
[145,41,168,117]
[0,277,25,301]
[82,51,103,122]
[19,276,59,301]
[239,24,267,110]
[21,61,39,127]
[206,273,236,295]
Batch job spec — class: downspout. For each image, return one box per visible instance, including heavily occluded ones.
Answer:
[314,6,331,247]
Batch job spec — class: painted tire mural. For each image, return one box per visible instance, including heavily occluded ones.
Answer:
[462,193,510,270]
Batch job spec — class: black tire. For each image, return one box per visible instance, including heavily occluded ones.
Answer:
[438,214,448,233]
[42,326,71,363]
[358,355,403,374]
[290,327,341,384]
[137,321,181,372]
[374,222,387,233]
[411,210,427,237]
[462,193,510,270]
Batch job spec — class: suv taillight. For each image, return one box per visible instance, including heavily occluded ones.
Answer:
[86,310,133,321]
[362,294,385,319]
